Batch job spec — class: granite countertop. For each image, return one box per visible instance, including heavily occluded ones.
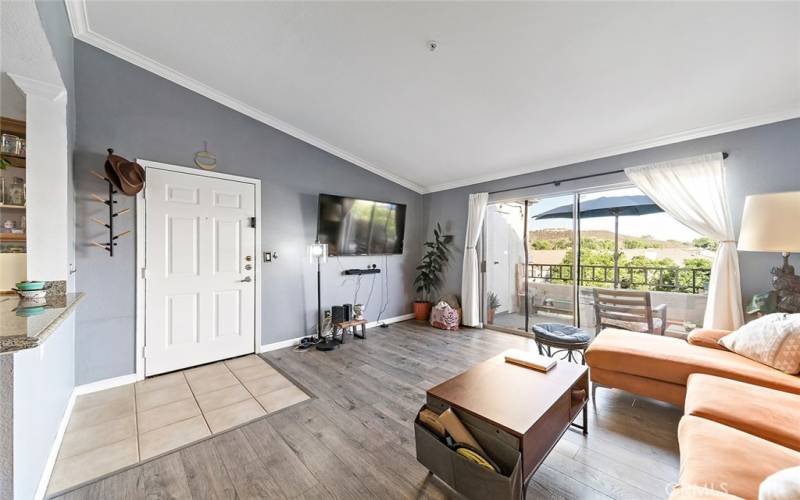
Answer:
[0,292,85,354]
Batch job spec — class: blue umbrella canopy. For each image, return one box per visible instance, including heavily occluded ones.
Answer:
[533,195,663,219]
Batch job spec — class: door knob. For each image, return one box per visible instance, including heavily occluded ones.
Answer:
[240,276,252,283]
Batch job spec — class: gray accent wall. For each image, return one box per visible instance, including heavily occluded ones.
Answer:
[423,118,800,307]
[74,42,422,385]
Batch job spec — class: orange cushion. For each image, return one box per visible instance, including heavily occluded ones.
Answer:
[687,328,730,351]
[685,374,800,452]
[678,416,800,499]
[586,329,800,395]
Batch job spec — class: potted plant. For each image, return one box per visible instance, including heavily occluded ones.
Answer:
[487,292,500,324]
[413,223,453,320]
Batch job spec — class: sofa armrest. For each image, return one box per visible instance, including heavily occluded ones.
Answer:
[687,328,731,351]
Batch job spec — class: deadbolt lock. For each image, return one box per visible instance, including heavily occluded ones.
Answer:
[245,256,252,262]
[245,264,253,270]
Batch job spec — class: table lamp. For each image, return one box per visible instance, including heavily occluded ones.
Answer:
[737,191,800,313]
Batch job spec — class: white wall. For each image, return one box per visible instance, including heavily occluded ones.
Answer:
[12,317,75,500]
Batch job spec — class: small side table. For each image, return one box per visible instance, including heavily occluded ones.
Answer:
[532,323,591,365]
[333,319,367,344]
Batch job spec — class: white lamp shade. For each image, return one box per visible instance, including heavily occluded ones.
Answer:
[738,191,800,253]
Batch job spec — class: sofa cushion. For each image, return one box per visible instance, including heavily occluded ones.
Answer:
[685,374,800,451]
[759,466,800,500]
[719,313,800,374]
[678,416,800,500]
[586,329,800,395]
[687,328,730,351]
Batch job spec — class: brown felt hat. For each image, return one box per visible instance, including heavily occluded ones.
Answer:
[104,148,145,196]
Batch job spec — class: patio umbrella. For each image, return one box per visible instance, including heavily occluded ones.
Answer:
[534,195,664,287]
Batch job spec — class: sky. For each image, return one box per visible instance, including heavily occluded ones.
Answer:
[520,187,703,243]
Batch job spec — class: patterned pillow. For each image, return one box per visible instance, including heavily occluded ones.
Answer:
[719,313,800,374]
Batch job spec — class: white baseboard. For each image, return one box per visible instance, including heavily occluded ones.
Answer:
[366,313,415,328]
[74,373,138,396]
[260,336,306,353]
[260,312,414,352]
[33,391,76,500]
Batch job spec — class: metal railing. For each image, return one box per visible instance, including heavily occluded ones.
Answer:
[527,263,710,295]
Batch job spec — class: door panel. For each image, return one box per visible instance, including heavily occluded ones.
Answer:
[145,168,256,376]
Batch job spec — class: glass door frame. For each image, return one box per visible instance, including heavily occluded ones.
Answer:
[480,181,634,335]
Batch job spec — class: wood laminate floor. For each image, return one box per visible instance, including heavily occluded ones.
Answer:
[53,321,682,500]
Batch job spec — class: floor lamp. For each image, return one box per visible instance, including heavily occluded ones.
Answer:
[309,241,337,350]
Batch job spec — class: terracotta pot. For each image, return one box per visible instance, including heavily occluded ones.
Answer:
[487,308,496,324]
[413,301,432,321]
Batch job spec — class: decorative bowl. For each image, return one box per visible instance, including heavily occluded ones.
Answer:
[15,281,46,291]
[13,289,47,299]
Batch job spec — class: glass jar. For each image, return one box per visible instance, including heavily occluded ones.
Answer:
[7,178,24,206]
[0,134,20,155]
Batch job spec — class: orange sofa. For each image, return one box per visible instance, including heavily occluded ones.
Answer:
[586,328,800,500]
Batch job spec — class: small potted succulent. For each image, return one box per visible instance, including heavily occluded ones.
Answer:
[487,292,501,324]
[413,223,453,320]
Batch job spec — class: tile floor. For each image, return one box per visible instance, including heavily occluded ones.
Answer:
[47,354,310,496]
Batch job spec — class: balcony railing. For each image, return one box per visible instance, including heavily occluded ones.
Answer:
[527,263,710,295]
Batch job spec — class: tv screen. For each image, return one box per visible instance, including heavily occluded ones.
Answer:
[317,194,406,256]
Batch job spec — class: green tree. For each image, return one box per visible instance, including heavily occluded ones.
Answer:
[692,237,718,251]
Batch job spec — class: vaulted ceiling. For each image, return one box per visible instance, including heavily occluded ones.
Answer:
[67,1,800,193]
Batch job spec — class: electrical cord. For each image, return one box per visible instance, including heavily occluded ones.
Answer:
[376,254,390,324]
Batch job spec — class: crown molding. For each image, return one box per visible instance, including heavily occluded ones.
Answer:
[7,73,67,101]
[63,0,426,194]
[423,108,800,194]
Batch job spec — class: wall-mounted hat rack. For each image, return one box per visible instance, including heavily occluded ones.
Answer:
[89,169,130,256]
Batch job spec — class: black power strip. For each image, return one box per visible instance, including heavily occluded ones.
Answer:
[343,268,381,275]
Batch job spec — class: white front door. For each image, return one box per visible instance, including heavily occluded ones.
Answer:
[144,168,256,376]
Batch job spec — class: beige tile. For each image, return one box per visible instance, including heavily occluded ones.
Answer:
[68,396,135,432]
[73,385,133,412]
[242,372,293,396]
[138,415,210,460]
[194,383,252,413]
[59,414,136,460]
[183,362,230,382]
[204,398,266,434]
[256,386,310,413]
[137,397,201,434]
[135,381,193,412]
[186,370,239,395]
[134,371,186,395]
[228,362,277,382]
[47,436,138,495]
[224,354,263,371]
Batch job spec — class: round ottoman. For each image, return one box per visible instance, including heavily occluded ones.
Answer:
[531,323,591,364]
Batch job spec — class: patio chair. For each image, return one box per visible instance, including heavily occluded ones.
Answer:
[592,288,667,335]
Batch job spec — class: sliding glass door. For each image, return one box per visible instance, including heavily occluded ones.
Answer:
[482,184,712,338]
[483,194,576,334]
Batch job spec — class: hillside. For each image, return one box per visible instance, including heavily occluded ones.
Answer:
[529,228,689,248]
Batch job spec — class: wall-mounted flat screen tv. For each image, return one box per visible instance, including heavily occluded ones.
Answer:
[317,194,406,256]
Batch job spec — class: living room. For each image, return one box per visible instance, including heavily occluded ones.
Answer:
[1,1,798,499]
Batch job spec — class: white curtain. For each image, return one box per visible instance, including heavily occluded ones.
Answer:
[461,193,489,327]
[625,153,744,330]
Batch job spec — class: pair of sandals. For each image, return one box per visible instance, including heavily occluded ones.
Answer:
[444,437,501,474]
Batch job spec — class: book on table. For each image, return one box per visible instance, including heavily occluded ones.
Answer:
[504,349,557,372]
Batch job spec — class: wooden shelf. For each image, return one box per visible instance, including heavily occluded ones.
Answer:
[0,233,26,242]
[0,117,26,137]
[0,153,25,169]
[0,204,25,210]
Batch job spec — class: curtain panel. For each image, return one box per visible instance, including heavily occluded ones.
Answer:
[461,193,489,327]
[625,153,744,330]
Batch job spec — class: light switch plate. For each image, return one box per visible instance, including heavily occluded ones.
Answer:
[263,252,271,262]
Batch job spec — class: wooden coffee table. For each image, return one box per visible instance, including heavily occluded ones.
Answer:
[425,351,589,493]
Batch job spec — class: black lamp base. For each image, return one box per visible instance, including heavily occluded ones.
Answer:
[315,339,339,351]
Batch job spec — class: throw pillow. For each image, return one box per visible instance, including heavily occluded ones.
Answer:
[718,313,800,374]
[760,466,800,500]
[687,328,731,351]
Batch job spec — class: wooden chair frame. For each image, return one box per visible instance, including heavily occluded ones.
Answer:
[592,288,667,335]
